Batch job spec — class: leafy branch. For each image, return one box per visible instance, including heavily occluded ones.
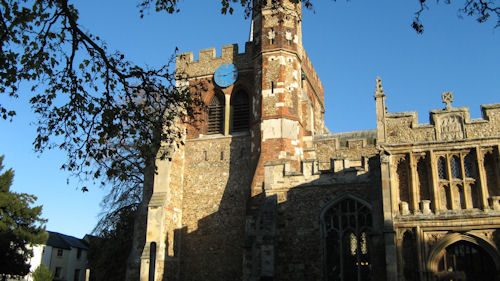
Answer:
[413,0,500,33]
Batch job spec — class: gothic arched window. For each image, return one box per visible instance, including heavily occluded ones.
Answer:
[438,157,447,180]
[437,241,496,280]
[322,196,372,281]
[464,153,475,178]
[231,90,250,132]
[450,155,462,179]
[207,92,224,134]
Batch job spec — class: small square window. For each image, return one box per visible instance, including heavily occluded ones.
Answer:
[57,249,63,257]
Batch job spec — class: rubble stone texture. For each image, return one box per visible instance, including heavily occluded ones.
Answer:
[140,1,500,281]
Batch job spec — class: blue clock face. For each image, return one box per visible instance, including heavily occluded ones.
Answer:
[214,63,238,88]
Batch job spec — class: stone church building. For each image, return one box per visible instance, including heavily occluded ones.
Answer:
[139,1,500,280]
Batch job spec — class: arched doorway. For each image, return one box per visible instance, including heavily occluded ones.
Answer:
[434,240,496,281]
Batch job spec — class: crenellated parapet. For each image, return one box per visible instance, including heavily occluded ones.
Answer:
[176,43,254,79]
[314,130,378,172]
[378,90,500,144]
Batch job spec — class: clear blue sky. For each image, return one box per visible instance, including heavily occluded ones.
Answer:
[0,0,499,238]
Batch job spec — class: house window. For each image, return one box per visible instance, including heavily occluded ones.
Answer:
[74,269,81,281]
[57,249,63,257]
[231,90,250,132]
[207,92,224,134]
[55,267,62,278]
[322,196,372,281]
[77,248,82,259]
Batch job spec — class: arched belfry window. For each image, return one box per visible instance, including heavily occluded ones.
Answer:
[321,195,373,281]
[207,92,224,134]
[231,90,250,132]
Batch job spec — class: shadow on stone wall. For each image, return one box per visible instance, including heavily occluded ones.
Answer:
[160,149,389,281]
[161,135,253,281]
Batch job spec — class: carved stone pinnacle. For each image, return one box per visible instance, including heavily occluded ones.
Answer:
[375,76,385,97]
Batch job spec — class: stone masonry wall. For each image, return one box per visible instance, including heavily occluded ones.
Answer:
[180,135,253,281]
[274,182,386,281]
[261,152,386,280]
[377,90,500,280]
[314,131,378,172]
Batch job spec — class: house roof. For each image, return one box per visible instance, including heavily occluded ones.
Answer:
[46,231,89,250]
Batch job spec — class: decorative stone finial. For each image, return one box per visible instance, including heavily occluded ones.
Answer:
[374,76,385,97]
[442,92,454,110]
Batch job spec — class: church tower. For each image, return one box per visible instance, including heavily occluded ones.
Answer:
[140,1,325,281]
[249,0,325,195]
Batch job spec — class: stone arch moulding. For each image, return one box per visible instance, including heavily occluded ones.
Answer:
[318,192,373,223]
[426,232,500,274]
[318,192,373,242]
[230,83,251,99]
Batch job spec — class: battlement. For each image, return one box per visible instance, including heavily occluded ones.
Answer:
[176,43,254,78]
[313,130,378,172]
[383,102,500,144]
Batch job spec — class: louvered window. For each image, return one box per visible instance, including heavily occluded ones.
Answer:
[207,93,224,134]
[231,91,250,132]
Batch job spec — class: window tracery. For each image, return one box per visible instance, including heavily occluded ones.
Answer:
[435,150,482,210]
[464,153,475,178]
[438,157,447,180]
[450,155,462,179]
[322,196,372,281]
[207,92,224,134]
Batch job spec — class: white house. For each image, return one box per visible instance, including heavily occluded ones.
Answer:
[22,231,89,281]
